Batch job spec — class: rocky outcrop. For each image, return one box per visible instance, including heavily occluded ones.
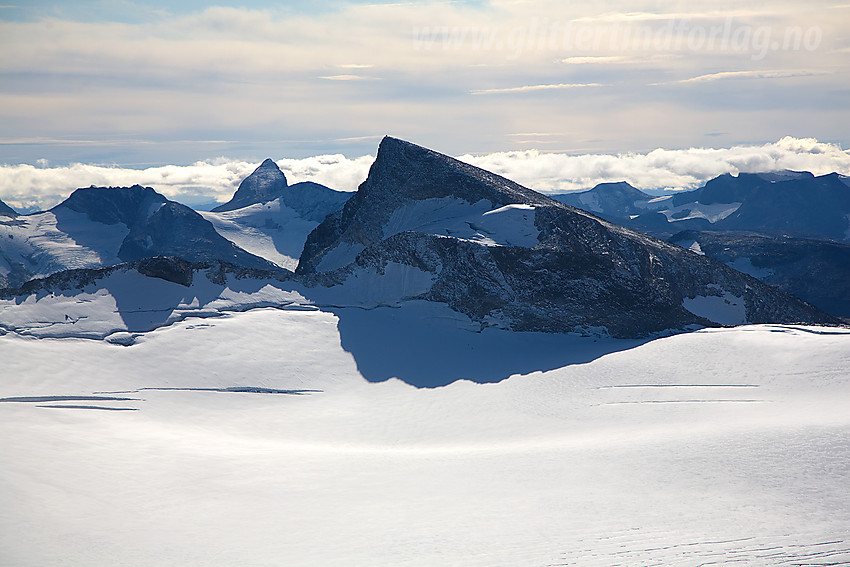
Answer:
[0,199,16,217]
[0,256,291,297]
[670,230,850,319]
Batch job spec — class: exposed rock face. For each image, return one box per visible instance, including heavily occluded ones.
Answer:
[0,199,16,217]
[212,158,288,212]
[551,173,850,319]
[670,230,850,319]
[560,171,850,242]
[0,257,291,297]
[297,137,838,338]
[55,185,276,270]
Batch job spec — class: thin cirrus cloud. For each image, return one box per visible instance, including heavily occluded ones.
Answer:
[571,9,770,22]
[678,70,829,83]
[1,137,848,213]
[470,83,604,95]
[317,74,375,81]
[560,56,630,64]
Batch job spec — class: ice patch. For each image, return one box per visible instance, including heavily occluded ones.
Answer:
[385,197,539,247]
[638,195,673,208]
[660,202,741,223]
[683,291,747,326]
[145,201,165,219]
[674,239,705,255]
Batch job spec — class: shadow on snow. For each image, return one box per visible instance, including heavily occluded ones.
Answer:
[326,301,652,388]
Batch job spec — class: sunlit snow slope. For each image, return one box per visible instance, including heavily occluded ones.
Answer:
[2,302,849,567]
[201,182,350,270]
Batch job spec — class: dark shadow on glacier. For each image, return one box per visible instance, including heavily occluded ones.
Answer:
[102,274,226,332]
[328,301,652,388]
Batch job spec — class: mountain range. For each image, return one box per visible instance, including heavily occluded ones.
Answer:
[0,184,278,289]
[554,171,850,317]
[554,171,850,241]
[0,138,845,339]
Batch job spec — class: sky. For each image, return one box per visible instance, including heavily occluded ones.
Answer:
[1,1,849,210]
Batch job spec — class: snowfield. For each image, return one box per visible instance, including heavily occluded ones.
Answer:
[2,299,850,566]
[199,200,322,271]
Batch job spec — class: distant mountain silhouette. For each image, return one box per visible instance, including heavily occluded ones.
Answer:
[212,158,288,212]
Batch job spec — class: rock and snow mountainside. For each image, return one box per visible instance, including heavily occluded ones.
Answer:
[558,171,850,241]
[297,137,836,337]
[201,174,350,270]
[670,230,850,319]
[0,185,277,289]
[554,173,850,318]
[0,257,296,341]
[0,198,16,217]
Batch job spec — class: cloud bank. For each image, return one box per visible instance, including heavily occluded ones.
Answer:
[0,155,375,212]
[0,137,847,212]
[460,136,850,193]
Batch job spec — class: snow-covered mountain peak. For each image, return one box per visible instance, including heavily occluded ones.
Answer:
[200,180,351,270]
[55,184,167,225]
[0,184,277,289]
[212,158,288,212]
[298,137,561,274]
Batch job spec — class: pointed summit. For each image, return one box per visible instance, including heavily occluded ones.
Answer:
[213,158,288,212]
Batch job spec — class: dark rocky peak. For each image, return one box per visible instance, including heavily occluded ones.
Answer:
[673,173,764,206]
[362,136,555,208]
[213,158,288,212]
[54,185,166,225]
[0,198,17,217]
[297,136,565,273]
[49,183,275,270]
[552,181,655,217]
[588,181,648,199]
